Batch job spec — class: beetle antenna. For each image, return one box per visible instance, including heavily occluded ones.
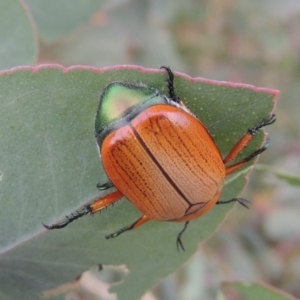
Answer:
[160,66,180,103]
[42,206,92,229]
[176,221,189,251]
[216,198,251,209]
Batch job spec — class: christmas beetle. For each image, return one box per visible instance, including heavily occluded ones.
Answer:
[44,67,276,250]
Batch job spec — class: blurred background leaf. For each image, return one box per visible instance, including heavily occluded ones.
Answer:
[221,281,295,299]
[0,0,37,70]
[25,0,108,43]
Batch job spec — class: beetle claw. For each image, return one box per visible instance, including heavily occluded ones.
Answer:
[236,198,251,209]
[176,221,189,251]
[43,206,91,230]
[176,237,185,251]
[97,181,114,190]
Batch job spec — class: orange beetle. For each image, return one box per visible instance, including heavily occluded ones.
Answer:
[44,67,276,250]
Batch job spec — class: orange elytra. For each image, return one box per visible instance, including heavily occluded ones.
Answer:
[43,66,276,250]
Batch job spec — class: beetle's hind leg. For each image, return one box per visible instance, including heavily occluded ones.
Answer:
[217,198,251,208]
[224,114,276,175]
[176,221,189,251]
[43,190,123,230]
[105,215,150,239]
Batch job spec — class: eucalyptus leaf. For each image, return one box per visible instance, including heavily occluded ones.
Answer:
[0,65,278,300]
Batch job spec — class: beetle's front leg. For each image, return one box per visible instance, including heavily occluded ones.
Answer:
[43,190,124,230]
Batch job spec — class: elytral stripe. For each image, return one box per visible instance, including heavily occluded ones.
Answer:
[130,124,193,206]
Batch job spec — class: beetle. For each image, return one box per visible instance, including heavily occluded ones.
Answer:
[43,67,276,250]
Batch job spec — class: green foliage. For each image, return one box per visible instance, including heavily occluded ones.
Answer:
[222,282,295,300]
[0,66,276,299]
[255,164,300,186]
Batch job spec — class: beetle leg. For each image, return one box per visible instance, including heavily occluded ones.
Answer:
[223,114,276,175]
[96,181,114,190]
[43,190,123,230]
[176,221,189,251]
[225,138,270,175]
[43,207,91,229]
[106,215,150,239]
[223,114,276,165]
[216,198,251,209]
[89,190,123,213]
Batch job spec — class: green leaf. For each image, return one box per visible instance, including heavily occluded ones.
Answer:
[221,281,294,300]
[0,65,277,300]
[255,164,300,186]
[0,0,37,70]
